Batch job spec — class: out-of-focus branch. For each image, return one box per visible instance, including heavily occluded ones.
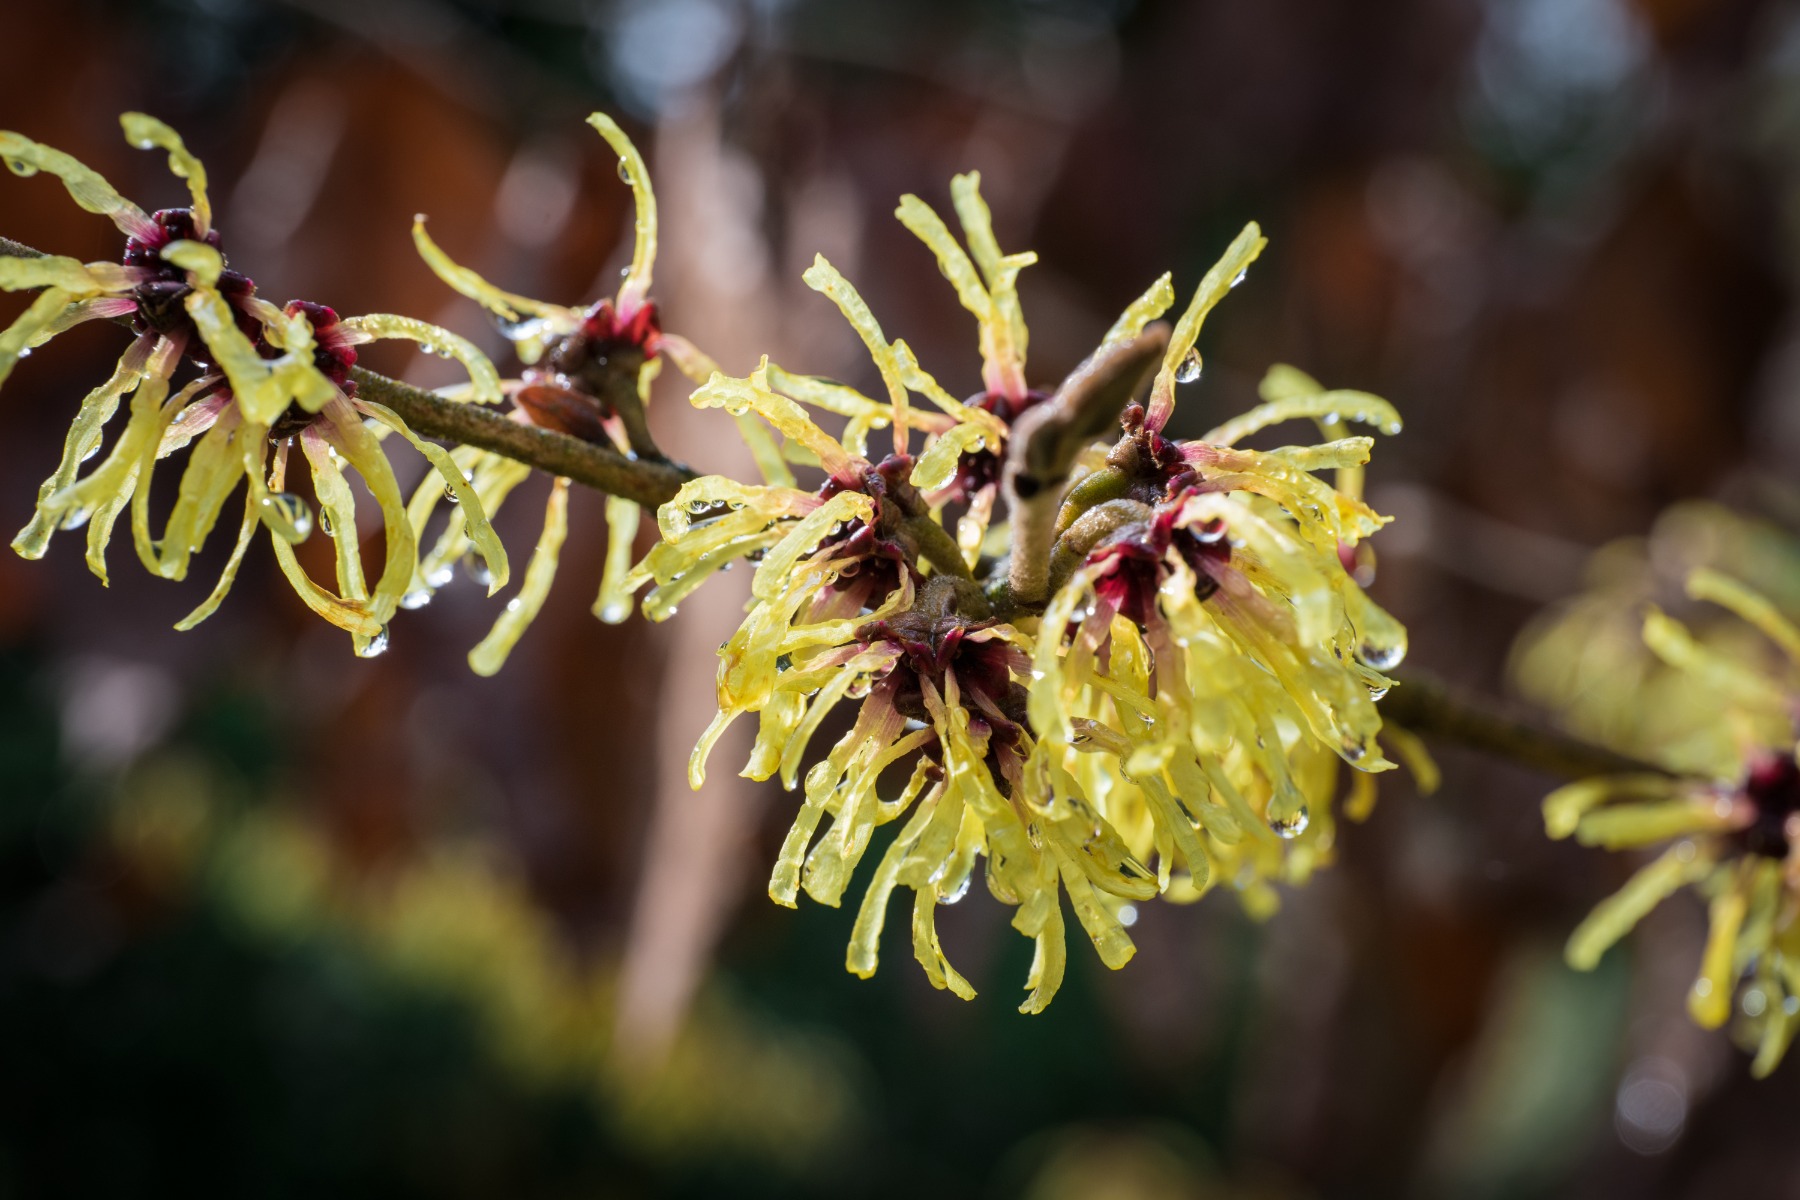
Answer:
[0,234,697,509]
[1382,671,1673,781]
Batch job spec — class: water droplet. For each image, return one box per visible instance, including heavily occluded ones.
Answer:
[599,599,631,623]
[939,872,972,905]
[426,564,454,589]
[1117,903,1139,927]
[260,492,313,540]
[401,589,432,610]
[16,347,29,359]
[1367,683,1390,702]
[461,550,492,588]
[1268,806,1309,839]
[1357,639,1405,671]
[1691,978,1713,999]
[1229,269,1248,289]
[80,443,100,463]
[1324,411,1341,425]
[356,627,390,658]
[617,158,632,184]
[1744,988,1768,1018]
[1174,349,1202,384]
[504,597,522,614]
[443,485,461,505]
[5,157,38,177]
[130,136,156,151]
[319,510,335,537]
[1342,740,1366,763]
[1786,996,1800,1016]
[60,507,92,531]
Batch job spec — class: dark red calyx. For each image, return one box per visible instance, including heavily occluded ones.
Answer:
[1736,753,1800,859]
[1087,490,1229,627]
[859,605,1028,730]
[125,208,256,340]
[942,386,1051,499]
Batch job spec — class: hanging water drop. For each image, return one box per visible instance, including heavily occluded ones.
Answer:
[443,484,461,506]
[16,347,29,359]
[617,158,632,184]
[260,492,313,541]
[461,549,492,588]
[1229,269,1248,288]
[939,872,972,905]
[5,157,37,177]
[356,627,390,658]
[401,589,432,610]
[1174,349,1202,384]
[425,563,454,589]
[319,510,335,537]
[60,507,92,531]
[1268,806,1310,839]
[1358,639,1405,671]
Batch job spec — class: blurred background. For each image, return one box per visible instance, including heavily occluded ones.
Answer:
[3,0,1800,1195]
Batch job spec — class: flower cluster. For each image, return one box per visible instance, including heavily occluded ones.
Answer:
[3,113,1414,1013]
[1519,510,1800,1074]
[634,180,1409,1008]
[405,114,717,673]
[0,114,504,654]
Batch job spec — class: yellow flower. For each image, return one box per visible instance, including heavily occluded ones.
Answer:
[642,181,1409,1008]
[1534,567,1800,1075]
[408,112,719,673]
[0,114,501,653]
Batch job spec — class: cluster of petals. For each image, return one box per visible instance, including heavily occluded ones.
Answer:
[635,181,1412,1009]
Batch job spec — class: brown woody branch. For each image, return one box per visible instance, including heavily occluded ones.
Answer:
[3,233,1679,786]
[1381,671,1673,781]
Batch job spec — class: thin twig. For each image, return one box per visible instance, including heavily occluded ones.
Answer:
[1381,671,1673,781]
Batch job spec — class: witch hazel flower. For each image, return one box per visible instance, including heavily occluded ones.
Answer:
[408,113,721,672]
[1026,226,1410,911]
[1541,569,1800,1075]
[0,114,502,651]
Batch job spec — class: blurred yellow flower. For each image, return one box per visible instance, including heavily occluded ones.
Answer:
[1530,564,1800,1074]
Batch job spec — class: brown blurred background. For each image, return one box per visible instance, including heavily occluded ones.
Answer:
[2,0,1799,1196]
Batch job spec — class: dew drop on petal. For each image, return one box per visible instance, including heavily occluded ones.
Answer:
[444,485,461,506]
[60,507,92,531]
[1174,349,1202,384]
[1117,903,1139,927]
[617,158,632,184]
[319,511,334,537]
[5,157,38,177]
[356,627,390,658]
[1268,806,1310,839]
[461,550,492,588]
[1358,639,1405,671]
[401,589,432,610]
[1229,269,1248,289]
[425,564,454,589]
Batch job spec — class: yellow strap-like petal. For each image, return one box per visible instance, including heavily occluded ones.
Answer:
[120,112,211,237]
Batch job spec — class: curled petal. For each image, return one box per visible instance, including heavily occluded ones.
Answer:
[469,479,569,676]
[120,112,211,237]
[0,130,155,239]
[340,314,503,406]
[411,216,570,325]
[1147,222,1266,432]
[587,112,658,317]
